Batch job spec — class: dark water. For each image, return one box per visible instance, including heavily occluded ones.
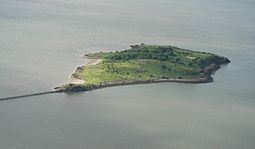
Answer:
[0,0,255,148]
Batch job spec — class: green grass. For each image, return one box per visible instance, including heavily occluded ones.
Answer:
[81,45,225,84]
[82,59,203,84]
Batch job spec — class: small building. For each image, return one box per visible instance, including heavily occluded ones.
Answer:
[130,43,145,49]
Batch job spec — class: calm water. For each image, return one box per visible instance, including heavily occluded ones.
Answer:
[0,0,255,148]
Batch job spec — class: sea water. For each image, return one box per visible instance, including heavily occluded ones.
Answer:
[0,0,255,148]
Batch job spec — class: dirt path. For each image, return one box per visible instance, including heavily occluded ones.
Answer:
[85,59,102,66]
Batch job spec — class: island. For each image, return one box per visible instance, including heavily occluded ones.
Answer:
[54,44,230,92]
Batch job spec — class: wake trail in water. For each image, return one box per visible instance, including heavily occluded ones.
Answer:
[0,91,57,101]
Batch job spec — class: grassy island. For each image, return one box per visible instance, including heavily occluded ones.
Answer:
[54,44,230,92]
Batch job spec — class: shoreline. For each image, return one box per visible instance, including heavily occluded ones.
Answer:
[53,59,225,93]
[54,59,102,89]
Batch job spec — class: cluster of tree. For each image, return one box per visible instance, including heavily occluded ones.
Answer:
[195,55,219,68]
[106,46,176,61]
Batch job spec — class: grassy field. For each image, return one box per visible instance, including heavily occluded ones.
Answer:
[81,45,227,85]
